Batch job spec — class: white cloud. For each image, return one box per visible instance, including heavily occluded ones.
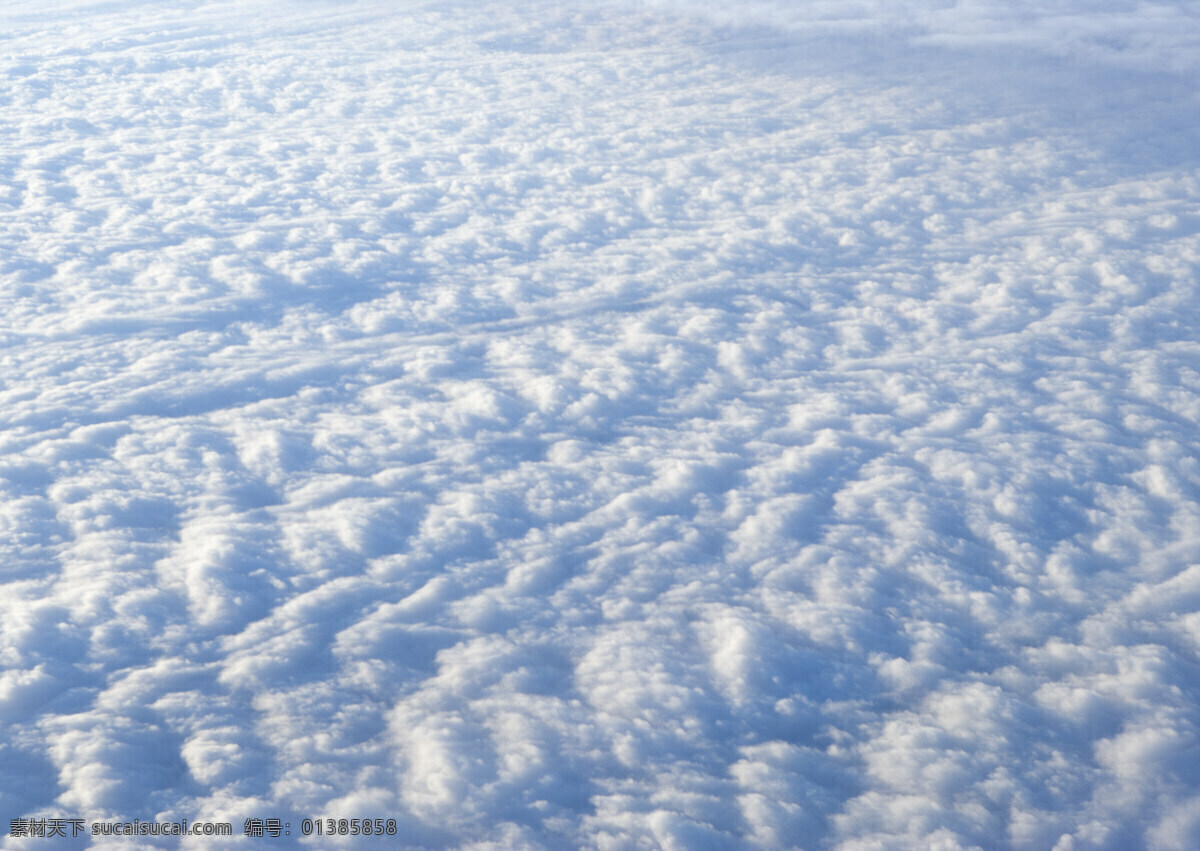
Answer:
[2,0,1199,847]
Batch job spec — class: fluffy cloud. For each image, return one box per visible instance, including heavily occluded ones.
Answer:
[1,0,1199,848]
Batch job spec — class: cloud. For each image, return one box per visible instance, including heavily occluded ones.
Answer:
[623,0,1200,71]
[2,0,1200,847]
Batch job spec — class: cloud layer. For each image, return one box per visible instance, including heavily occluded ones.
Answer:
[2,0,1200,847]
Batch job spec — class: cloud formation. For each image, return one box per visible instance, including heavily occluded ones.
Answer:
[1,0,1199,847]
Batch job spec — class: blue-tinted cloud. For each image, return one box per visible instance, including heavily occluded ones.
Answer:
[2,1,1199,848]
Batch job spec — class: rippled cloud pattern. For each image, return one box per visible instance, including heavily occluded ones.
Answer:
[3,0,1200,847]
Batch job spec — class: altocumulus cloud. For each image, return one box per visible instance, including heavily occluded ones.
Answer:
[1,0,1200,847]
